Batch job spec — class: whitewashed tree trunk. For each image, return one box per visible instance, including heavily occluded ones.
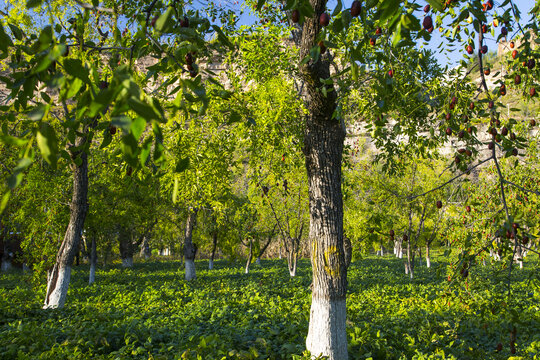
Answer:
[208,259,214,270]
[185,259,196,281]
[89,237,97,285]
[300,1,348,358]
[183,209,198,281]
[256,257,261,265]
[121,257,133,268]
[43,130,89,309]
[44,266,72,309]
[1,259,12,271]
[306,298,347,360]
[245,239,253,274]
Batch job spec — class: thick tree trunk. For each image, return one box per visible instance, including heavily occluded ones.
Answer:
[300,2,347,357]
[245,239,253,274]
[184,209,198,281]
[209,231,217,270]
[44,132,89,309]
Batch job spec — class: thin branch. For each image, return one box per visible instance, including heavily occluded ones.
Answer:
[503,179,540,196]
[407,156,494,201]
[75,1,114,14]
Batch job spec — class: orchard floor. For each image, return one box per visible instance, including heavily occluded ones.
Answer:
[1,254,539,360]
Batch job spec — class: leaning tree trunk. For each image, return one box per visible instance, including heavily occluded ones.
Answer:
[209,231,217,270]
[44,133,89,309]
[300,1,348,357]
[89,237,97,284]
[184,209,198,281]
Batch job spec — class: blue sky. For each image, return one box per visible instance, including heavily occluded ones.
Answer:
[233,0,537,67]
[1,0,535,67]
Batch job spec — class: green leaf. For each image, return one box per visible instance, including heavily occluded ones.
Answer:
[65,77,83,98]
[128,98,159,121]
[8,24,24,40]
[63,59,90,83]
[28,105,48,121]
[26,0,43,9]
[36,122,58,168]
[212,25,234,50]
[0,135,27,146]
[256,0,266,11]
[0,24,13,53]
[155,7,174,33]
[0,192,10,214]
[426,0,443,12]
[175,157,190,173]
[172,178,179,203]
[130,117,146,140]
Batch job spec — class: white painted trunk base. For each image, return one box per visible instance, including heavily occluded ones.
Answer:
[256,257,261,265]
[306,298,347,360]
[1,260,12,272]
[289,268,296,277]
[43,266,71,309]
[122,257,133,268]
[208,259,214,270]
[89,263,96,285]
[185,259,196,281]
[426,257,431,268]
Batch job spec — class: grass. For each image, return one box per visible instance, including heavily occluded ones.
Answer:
[0,252,539,359]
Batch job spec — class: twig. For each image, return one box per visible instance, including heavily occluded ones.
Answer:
[75,1,114,14]
[503,179,540,196]
[407,156,494,201]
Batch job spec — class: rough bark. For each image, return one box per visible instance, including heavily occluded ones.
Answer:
[300,1,348,358]
[89,237,97,284]
[184,209,198,281]
[44,131,89,309]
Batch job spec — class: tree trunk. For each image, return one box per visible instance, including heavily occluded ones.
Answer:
[44,132,89,309]
[245,239,253,274]
[209,231,217,270]
[139,236,151,259]
[89,237,97,284]
[300,2,348,357]
[184,209,198,281]
[119,230,134,268]
[426,244,431,268]
[406,238,414,279]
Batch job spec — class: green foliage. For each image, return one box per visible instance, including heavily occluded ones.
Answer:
[1,255,539,359]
